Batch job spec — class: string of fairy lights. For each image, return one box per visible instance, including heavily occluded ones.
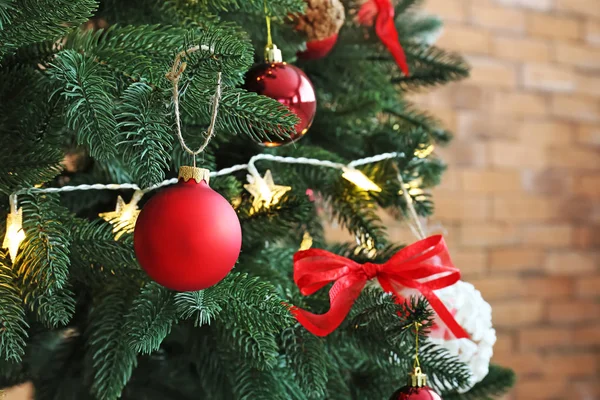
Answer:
[1,149,439,261]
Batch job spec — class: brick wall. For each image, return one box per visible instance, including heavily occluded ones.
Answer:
[412,0,600,398]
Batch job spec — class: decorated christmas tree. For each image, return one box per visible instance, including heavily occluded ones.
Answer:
[0,0,515,399]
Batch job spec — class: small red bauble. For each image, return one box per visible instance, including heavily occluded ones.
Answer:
[389,386,443,400]
[134,167,242,291]
[244,62,317,147]
[298,34,339,60]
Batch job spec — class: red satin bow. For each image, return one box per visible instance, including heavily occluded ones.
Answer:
[291,235,469,338]
[357,0,410,76]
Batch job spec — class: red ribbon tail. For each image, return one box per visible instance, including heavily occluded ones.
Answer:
[421,288,470,339]
[377,19,410,76]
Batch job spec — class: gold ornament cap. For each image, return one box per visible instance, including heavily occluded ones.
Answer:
[409,367,428,388]
[178,166,210,184]
[265,44,283,63]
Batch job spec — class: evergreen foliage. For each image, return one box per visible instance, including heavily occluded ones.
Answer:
[0,0,515,399]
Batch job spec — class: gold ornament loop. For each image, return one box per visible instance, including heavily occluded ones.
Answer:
[178,166,210,184]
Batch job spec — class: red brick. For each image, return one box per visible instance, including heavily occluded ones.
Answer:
[467,56,518,88]
[519,327,573,350]
[554,43,600,69]
[577,124,600,146]
[550,95,600,122]
[434,194,490,221]
[459,223,520,246]
[469,276,522,300]
[544,354,598,377]
[435,140,487,167]
[522,63,575,92]
[586,19,600,45]
[516,379,567,400]
[490,92,548,117]
[545,252,598,275]
[492,36,551,62]
[436,24,492,55]
[527,13,581,40]
[521,169,573,195]
[574,326,600,346]
[490,248,544,273]
[471,4,526,32]
[548,300,600,323]
[522,224,573,247]
[420,0,467,22]
[451,249,488,276]
[518,120,574,145]
[456,112,519,140]
[575,275,600,296]
[556,0,600,18]
[525,277,574,299]
[493,196,559,222]
[495,332,515,353]
[493,352,544,375]
[575,73,600,98]
[495,0,552,11]
[461,169,521,193]
[573,226,600,249]
[489,141,547,168]
[569,381,600,400]
[574,175,600,197]
[547,147,600,169]
[493,300,544,327]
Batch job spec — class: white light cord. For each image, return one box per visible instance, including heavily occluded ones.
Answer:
[8,151,406,209]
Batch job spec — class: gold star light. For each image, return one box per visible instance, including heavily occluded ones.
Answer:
[2,207,25,261]
[244,170,291,212]
[299,231,313,250]
[99,191,143,239]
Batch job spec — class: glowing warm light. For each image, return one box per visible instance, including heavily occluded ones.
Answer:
[244,170,291,212]
[415,144,434,159]
[299,231,313,250]
[2,208,25,261]
[342,167,382,192]
[398,178,427,201]
[99,191,143,240]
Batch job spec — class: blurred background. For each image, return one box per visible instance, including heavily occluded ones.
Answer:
[404,0,599,398]
[3,0,599,399]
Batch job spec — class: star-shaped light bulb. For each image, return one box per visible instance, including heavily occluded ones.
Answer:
[244,170,291,212]
[414,144,434,159]
[99,191,143,240]
[342,167,381,192]
[299,231,313,251]
[2,208,25,261]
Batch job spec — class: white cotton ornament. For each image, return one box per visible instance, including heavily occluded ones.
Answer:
[399,280,496,392]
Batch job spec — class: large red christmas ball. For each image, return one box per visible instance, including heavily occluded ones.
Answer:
[134,167,242,291]
[244,62,316,147]
[389,386,443,400]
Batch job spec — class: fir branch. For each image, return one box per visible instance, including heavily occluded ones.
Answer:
[88,285,138,400]
[182,84,299,144]
[0,254,29,363]
[393,44,470,88]
[232,363,289,400]
[202,0,305,15]
[0,143,63,195]
[444,365,516,400]
[281,326,328,398]
[395,0,425,15]
[48,49,118,160]
[220,324,279,370]
[124,282,177,355]
[15,194,71,293]
[419,343,472,393]
[0,0,97,56]
[116,82,173,188]
[24,288,76,328]
[174,290,223,327]
[0,0,14,30]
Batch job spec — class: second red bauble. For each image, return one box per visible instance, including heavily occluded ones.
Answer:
[134,167,242,291]
[244,62,317,147]
[389,386,443,400]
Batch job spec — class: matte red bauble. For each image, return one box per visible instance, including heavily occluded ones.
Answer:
[244,62,317,147]
[134,167,242,291]
[389,386,443,400]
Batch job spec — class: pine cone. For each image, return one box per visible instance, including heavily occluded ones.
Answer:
[296,0,346,41]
